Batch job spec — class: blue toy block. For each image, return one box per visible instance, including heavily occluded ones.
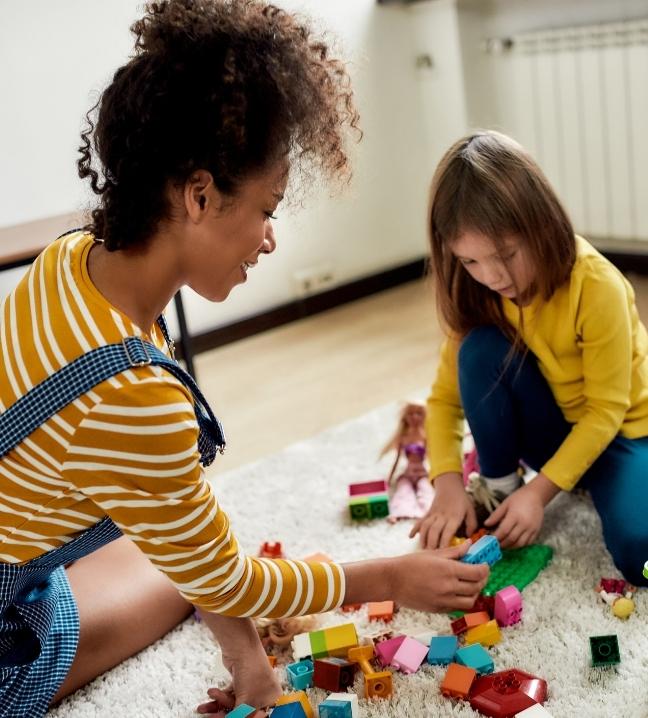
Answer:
[286,659,314,690]
[427,635,459,665]
[461,535,502,566]
[272,705,308,718]
[455,643,494,674]
[227,705,256,718]
[318,699,353,718]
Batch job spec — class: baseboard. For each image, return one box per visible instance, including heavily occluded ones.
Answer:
[177,258,427,358]
[177,243,648,360]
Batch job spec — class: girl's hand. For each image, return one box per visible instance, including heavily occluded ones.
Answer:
[391,542,489,613]
[410,472,478,549]
[484,482,544,548]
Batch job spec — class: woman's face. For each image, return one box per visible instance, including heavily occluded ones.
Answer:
[451,230,535,302]
[182,162,288,302]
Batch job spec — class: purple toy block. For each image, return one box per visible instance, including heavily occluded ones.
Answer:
[494,585,523,626]
[390,636,428,674]
[374,635,406,667]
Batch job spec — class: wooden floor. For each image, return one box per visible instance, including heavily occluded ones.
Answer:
[196,273,648,474]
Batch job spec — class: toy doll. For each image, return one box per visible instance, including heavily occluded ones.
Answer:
[381,402,434,522]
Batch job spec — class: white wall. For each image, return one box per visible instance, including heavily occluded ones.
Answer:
[0,0,468,336]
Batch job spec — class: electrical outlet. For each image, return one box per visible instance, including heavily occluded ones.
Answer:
[293,262,335,298]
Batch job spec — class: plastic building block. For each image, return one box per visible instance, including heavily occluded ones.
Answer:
[470,528,489,542]
[374,635,406,667]
[340,603,363,613]
[427,635,459,665]
[440,662,477,699]
[589,634,620,667]
[286,660,314,690]
[274,691,314,718]
[598,577,627,594]
[323,623,359,658]
[272,705,308,718]
[390,636,428,674]
[347,645,393,699]
[472,594,496,617]
[302,552,333,563]
[293,624,358,661]
[367,601,394,622]
[515,705,555,717]
[451,536,468,546]
[465,619,502,647]
[643,560,648,580]
[313,658,356,692]
[451,611,490,635]
[227,706,256,718]
[469,669,548,717]
[268,655,277,667]
[259,541,283,558]
[349,480,388,496]
[455,644,494,675]
[461,535,502,567]
[483,545,553,596]
[349,493,389,520]
[494,585,523,627]
[318,693,359,718]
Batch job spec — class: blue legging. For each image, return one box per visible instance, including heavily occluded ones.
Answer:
[458,325,648,586]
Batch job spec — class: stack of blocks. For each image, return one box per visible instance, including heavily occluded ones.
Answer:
[347,480,389,520]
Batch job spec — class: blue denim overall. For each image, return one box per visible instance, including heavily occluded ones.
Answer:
[0,324,225,717]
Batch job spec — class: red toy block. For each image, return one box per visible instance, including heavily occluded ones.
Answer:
[470,528,489,542]
[340,603,363,613]
[471,594,496,618]
[469,669,548,717]
[367,601,394,622]
[598,577,627,594]
[440,662,477,699]
[259,541,284,558]
[349,480,388,496]
[451,611,490,635]
[313,657,357,692]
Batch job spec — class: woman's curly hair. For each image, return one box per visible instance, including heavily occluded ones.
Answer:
[78,0,360,250]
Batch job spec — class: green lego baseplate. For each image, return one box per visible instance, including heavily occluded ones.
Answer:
[449,543,553,617]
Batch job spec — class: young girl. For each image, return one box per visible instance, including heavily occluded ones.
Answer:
[381,402,434,522]
[411,130,648,588]
[0,3,488,717]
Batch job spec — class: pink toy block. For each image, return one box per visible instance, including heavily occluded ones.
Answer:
[390,636,428,674]
[348,480,388,496]
[494,585,523,627]
[374,635,406,667]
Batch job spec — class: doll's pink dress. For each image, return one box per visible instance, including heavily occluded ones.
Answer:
[389,442,434,520]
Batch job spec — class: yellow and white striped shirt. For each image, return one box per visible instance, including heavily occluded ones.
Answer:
[0,231,344,616]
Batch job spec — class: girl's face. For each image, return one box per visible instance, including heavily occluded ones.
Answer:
[181,162,288,302]
[451,230,535,303]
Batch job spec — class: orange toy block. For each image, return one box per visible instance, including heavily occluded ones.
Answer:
[268,655,277,667]
[302,552,333,563]
[464,619,502,647]
[340,603,364,613]
[450,611,491,635]
[440,662,477,699]
[367,601,394,622]
[274,691,314,718]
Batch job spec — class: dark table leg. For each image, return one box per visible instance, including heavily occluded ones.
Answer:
[173,291,197,380]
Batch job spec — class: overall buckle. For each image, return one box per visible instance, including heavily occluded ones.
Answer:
[122,337,152,367]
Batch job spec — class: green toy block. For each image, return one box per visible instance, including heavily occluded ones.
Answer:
[590,634,620,667]
[309,630,329,659]
[349,493,389,520]
[483,544,553,596]
[449,544,553,618]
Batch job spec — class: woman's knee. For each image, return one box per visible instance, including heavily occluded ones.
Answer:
[605,524,648,587]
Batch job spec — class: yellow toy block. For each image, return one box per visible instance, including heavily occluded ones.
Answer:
[464,619,502,647]
[324,623,359,658]
[275,691,314,718]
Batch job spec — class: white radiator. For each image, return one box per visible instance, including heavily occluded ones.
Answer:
[487,18,648,243]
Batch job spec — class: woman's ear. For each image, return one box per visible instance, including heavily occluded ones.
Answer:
[184,169,217,222]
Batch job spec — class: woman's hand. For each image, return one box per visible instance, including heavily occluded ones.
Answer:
[410,472,478,548]
[389,542,489,613]
[484,481,544,548]
[196,613,281,717]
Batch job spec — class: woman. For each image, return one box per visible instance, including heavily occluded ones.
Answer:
[0,3,488,716]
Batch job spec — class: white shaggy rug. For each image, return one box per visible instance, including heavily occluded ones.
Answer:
[50,401,648,718]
